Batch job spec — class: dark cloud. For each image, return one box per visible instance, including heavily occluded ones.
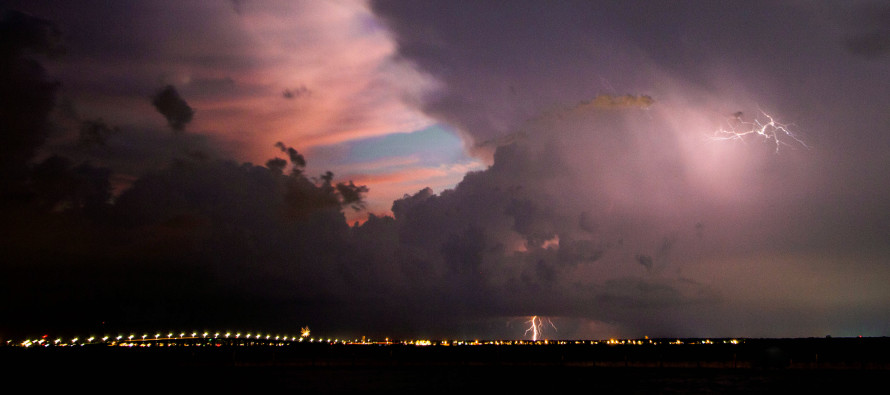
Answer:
[635,254,653,271]
[78,117,118,146]
[557,238,603,264]
[843,4,890,59]
[0,9,63,57]
[0,10,62,195]
[2,152,369,335]
[29,154,111,215]
[506,198,556,247]
[283,85,310,99]
[635,237,674,274]
[230,0,247,15]
[846,32,890,58]
[597,278,684,309]
[151,85,195,132]
[265,157,287,173]
[274,141,306,171]
[336,181,369,211]
[578,211,597,234]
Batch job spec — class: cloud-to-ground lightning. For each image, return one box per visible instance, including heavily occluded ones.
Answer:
[710,110,808,153]
[524,316,557,341]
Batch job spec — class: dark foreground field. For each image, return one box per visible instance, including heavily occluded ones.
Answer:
[5,338,890,393]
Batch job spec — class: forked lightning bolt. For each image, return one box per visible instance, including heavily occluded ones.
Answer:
[525,315,557,341]
[710,110,808,153]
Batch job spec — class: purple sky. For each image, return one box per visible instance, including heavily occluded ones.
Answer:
[2,0,889,340]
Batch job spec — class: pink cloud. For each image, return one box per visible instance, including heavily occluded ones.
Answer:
[47,0,436,170]
[196,1,435,160]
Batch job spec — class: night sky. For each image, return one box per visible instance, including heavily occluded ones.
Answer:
[2,0,889,340]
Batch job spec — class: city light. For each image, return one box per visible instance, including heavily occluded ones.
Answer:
[1,326,754,351]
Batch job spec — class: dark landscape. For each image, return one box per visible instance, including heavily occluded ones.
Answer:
[6,338,890,393]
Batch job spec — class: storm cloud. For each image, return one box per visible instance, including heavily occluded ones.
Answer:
[0,9,61,195]
[2,1,890,341]
[151,85,194,132]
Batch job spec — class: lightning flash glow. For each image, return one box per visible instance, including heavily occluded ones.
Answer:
[710,110,808,152]
[524,316,557,341]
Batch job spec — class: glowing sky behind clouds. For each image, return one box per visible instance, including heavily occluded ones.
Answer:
[318,125,484,217]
